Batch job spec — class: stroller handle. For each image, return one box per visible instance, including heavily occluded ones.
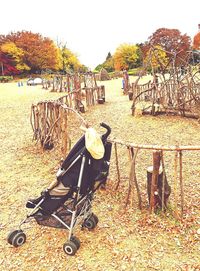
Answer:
[100,122,111,139]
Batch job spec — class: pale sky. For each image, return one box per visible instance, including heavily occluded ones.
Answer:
[1,0,199,69]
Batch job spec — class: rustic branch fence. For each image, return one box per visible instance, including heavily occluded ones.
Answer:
[109,138,200,219]
[31,83,105,153]
[30,98,200,219]
[129,47,200,120]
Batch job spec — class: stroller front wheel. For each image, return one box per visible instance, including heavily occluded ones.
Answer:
[70,235,81,249]
[7,230,26,247]
[63,241,77,256]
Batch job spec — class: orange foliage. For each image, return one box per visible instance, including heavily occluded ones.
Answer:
[149,28,191,65]
[193,32,200,50]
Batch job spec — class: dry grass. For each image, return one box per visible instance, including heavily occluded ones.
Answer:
[0,79,200,271]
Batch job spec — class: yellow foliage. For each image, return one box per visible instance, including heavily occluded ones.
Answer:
[1,42,30,71]
[144,45,169,70]
[113,43,139,71]
[58,47,81,72]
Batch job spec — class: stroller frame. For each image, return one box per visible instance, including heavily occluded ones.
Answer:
[7,123,111,256]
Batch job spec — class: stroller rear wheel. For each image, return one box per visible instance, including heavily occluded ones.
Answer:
[63,241,77,256]
[91,213,99,225]
[7,230,26,247]
[82,216,97,230]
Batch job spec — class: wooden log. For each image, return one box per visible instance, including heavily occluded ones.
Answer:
[126,148,142,209]
[179,151,184,216]
[147,164,171,211]
[108,139,200,151]
[174,151,179,216]
[126,147,135,206]
[61,107,68,156]
[101,85,105,102]
[149,151,161,213]
[114,143,121,190]
[161,151,166,211]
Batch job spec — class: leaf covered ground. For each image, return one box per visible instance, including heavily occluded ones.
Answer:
[0,78,200,271]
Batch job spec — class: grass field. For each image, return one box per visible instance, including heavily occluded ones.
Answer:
[0,79,200,271]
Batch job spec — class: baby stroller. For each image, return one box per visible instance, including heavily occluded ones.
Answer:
[7,123,112,256]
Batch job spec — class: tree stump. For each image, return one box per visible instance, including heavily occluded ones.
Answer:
[147,165,171,210]
[128,91,133,100]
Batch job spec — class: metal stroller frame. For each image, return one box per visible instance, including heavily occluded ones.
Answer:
[7,123,111,256]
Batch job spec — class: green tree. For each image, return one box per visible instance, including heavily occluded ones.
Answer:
[94,52,114,72]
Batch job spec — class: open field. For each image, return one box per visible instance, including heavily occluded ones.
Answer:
[0,79,200,271]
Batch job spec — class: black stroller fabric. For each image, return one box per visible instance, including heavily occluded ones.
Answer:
[26,134,112,215]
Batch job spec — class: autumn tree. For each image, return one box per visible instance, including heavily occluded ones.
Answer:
[58,44,82,72]
[144,45,169,72]
[113,43,140,71]
[193,32,200,50]
[1,42,30,72]
[148,28,191,66]
[0,51,19,75]
[0,31,60,73]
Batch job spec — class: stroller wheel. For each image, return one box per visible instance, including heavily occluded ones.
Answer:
[63,241,77,256]
[91,213,99,225]
[7,230,26,247]
[7,230,21,245]
[70,235,81,249]
[83,216,97,230]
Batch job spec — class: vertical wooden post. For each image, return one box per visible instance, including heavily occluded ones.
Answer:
[127,148,141,209]
[60,107,68,157]
[161,151,166,212]
[114,143,121,190]
[149,151,161,213]
[179,151,184,216]
[174,151,178,215]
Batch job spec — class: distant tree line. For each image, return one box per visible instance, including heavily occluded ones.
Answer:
[95,28,200,73]
[0,28,200,76]
[0,31,88,76]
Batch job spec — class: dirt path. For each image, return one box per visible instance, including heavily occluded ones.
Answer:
[0,81,200,271]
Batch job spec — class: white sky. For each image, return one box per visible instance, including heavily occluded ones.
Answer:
[1,0,199,69]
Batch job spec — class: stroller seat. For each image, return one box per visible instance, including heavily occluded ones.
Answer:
[7,123,112,256]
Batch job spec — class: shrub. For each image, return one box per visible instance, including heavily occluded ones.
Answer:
[0,76,13,83]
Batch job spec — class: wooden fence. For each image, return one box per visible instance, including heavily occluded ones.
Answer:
[31,86,105,153]
[131,80,200,119]
[109,138,200,219]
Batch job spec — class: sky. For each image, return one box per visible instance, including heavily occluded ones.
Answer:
[0,0,199,69]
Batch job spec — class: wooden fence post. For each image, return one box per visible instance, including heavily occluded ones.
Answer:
[114,143,121,190]
[179,151,184,216]
[149,151,161,213]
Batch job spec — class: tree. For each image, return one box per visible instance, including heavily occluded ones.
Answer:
[0,31,60,73]
[1,42,30,72]
[58,44,82,72]
[148,28,191,65]
[113,43,140,71]
[144,45,169,72]
[94,52,114,72]
[0,51,19,75]
[106,52,112,60]
[193,32,200,50]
